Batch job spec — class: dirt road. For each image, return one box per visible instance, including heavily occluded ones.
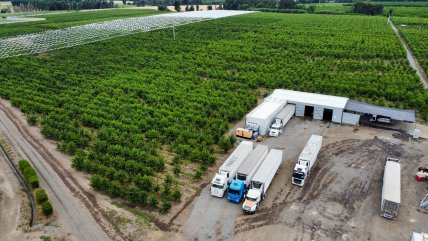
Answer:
[0,151,23,240]
[0,100,125,241]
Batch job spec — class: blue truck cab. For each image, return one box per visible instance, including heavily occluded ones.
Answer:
[227,179,246,203]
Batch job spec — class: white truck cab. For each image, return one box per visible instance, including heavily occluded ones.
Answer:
[269,122,283,137]
[211,174,227,197]
[242,189,261,213]
[292,135,322,187]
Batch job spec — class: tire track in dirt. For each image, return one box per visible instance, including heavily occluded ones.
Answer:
[234,137,408,238]
[0,102,128,241]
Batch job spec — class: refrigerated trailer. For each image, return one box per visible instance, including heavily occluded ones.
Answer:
[211,141,253,198]
[242,149,283,213]
[228,144,268,203]
[292,135,323,186]
[381,157,400,219]
[244,95,287,136]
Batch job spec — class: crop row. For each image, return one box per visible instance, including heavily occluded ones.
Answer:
[393,17,428,78]
[1,13,427,211]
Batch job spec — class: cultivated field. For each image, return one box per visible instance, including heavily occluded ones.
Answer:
[0,9,159,37]
[393,17,428,77]
[1,8,428,241]
[1,12,428,215]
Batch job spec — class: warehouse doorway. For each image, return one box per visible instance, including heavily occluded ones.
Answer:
[304,106,314,117]
[323,108,333,121]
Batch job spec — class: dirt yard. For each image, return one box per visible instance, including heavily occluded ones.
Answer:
[163,117,428,241]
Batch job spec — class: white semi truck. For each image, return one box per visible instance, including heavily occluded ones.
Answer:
[269,104,296,137]
[292,135,323,186]
[242,149,283,213]
[211,141,253,198]
[381,157,400,219]
[228,144,268,203]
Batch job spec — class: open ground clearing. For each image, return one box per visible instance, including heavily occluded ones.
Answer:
[168,117,428,241]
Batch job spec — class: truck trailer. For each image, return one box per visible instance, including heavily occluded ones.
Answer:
[269,104,296,137]
[241,95,287,137]
[242,149,283,213]
[211,141,253,198]
[381,157,400,219]
[228,144,268,203]
[292,135,323,186]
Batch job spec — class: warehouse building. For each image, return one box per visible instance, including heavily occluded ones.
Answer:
[266,89,415,126]
[269,89,349,123]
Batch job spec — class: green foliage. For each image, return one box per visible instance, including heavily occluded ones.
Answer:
[3,13,428,212]
[27,114,37,125]
[173,165,182,176]
[40,236,51,241]
[11,0,115,11]
[207,5,212,10]
[148,194,159,208]
[278,0,296,9]
[171,189,182,202]
[158,5,169,11]
[18,160,39,189]
[36,189,48,204]
[41,201,53,216]
[219,135,235,152]
[174,0,181,11]
[160,201,172,213]
[307,5,315,13]
[193,168,203,180]
[352,1,384,15]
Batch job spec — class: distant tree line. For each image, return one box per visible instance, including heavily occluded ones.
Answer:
[224,0,384,15]
[352,1,383,15]
[11,0,115,11]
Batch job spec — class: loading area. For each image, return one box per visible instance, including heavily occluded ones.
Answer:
[237,89,418,140]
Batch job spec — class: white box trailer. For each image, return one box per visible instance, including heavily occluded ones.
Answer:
[411,232,428,241]
[211,141,253,198]
[245,95,287,136]
[269,104,296,137]
[236,144,269,187]
[292,135,323,186]
[381,157,400,219]
[242,149,283,213]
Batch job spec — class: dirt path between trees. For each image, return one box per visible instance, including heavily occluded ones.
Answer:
[388,18,428,89]
[0,100,127,241]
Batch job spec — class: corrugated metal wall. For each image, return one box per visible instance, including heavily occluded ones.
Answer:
[342,112,360,125]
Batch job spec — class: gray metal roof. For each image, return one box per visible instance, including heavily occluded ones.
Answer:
[345,100,416,123]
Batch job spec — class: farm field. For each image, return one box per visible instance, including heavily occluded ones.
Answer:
[302,2,428,17]
[0,9,159,38]
[1,12,428,214]
[393,17,428,77]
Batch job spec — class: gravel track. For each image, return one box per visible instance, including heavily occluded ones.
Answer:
[0,101,127,241]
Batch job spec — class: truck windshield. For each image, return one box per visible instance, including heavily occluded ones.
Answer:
[212,184,223,189]
[253,182,262,189]
[237,174,246,181]
[247,197,257,202]
[228,189,240,195]
[271,127,279,130]
[292,172,305,179]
